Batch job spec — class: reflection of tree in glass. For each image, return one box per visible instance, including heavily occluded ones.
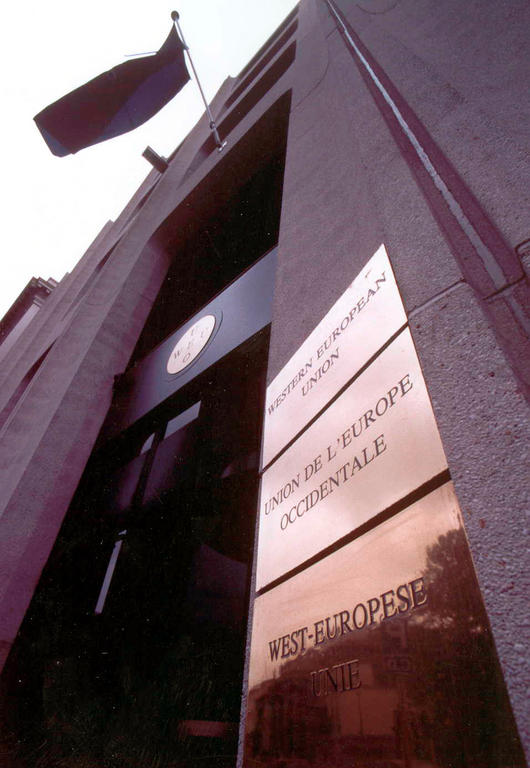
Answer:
[407,528,525,768]
[244,527,525,768]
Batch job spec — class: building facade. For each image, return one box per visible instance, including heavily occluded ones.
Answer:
[0,1,528,766]
[0,277,57,367]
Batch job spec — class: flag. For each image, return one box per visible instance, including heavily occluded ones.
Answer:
[34,26,190,156]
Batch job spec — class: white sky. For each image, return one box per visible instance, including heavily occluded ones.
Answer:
[0,0,298,319]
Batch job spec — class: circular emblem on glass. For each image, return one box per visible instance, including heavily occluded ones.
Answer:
[166,314,216,374]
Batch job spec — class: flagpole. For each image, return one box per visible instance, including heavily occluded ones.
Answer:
[171,11,227,152]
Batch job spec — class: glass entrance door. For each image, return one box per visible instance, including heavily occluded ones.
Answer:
[1,328,269,768]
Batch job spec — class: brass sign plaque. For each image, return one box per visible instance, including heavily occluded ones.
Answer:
[256,329,447,590]
[244,484,525,767]
[262,245,407,466]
